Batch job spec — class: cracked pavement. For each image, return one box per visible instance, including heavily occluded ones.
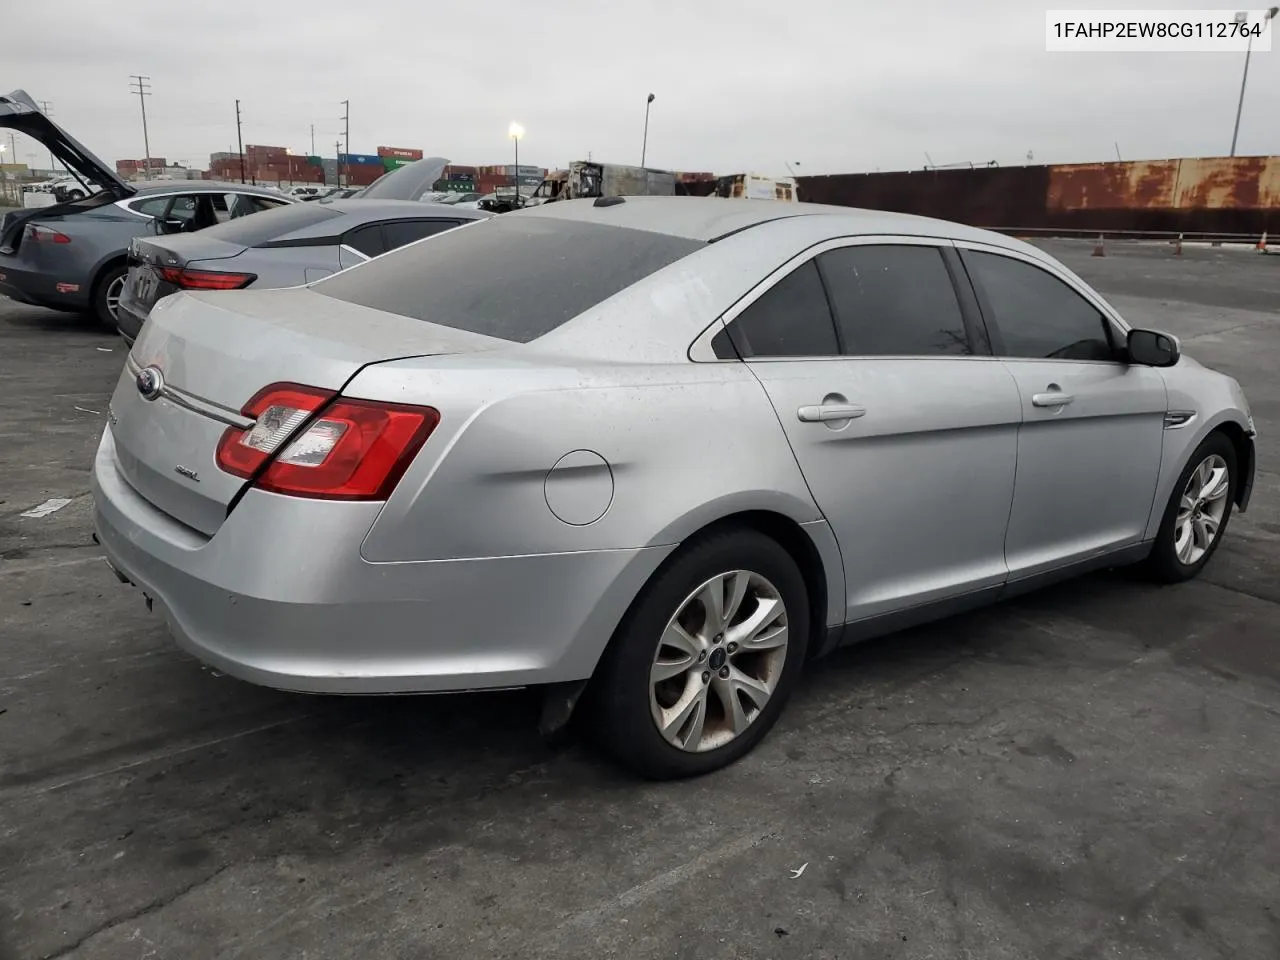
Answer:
[1,240,1278,959]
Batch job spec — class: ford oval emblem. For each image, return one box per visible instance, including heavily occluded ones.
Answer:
[136,366,164,401]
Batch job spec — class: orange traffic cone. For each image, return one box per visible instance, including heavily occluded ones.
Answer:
[1257,231,1269,254]
[1173,233,1183,256]
[1091,233,1105,257]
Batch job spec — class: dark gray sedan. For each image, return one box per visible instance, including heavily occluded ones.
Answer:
[116,199,490,343]
[0,89,291,327]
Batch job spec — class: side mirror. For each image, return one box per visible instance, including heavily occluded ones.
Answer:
[1127,328,1180,367]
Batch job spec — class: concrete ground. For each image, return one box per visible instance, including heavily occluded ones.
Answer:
[1,240,1278,960]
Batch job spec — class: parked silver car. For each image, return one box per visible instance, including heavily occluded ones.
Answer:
[91,197,1257,779]
[0,89,291,327]
[116,198,491,343]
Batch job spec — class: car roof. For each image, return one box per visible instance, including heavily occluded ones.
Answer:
[310,198,488,220]
[517,195,1023,250]
[130,180,288,197]
[255,198,491,244]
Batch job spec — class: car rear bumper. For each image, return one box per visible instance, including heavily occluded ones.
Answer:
[91,426,673,694]
[0,260,90,309]
[115,301,145,342]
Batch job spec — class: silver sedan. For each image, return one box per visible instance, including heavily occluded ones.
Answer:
[91,197,1257,779]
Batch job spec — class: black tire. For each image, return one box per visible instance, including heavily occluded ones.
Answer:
[1145,431,1237,584]
[91,264,128,331]
[586,528,810,780]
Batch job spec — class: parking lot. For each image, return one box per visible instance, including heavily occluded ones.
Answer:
[2,239,1278,959]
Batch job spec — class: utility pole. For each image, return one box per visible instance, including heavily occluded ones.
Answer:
[128,75,152,178]
[310,124,315,157]
[38,101,55,172]
[235,100,246,184]
[334,141,342,187]
[340,100,350,186]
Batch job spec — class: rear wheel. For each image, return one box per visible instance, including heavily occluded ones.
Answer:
[587,528,809,779]
[91,265,128,331]
[1146,432,1237,583]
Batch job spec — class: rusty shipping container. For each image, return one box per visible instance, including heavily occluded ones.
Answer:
[378,146,424,160]
[798,155,1280,236]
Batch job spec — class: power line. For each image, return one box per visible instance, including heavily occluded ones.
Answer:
[128,75,153,177]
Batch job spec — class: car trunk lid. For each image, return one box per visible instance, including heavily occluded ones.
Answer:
[109,287,508,535]
[121,235,251,323]
[0,90,134,200]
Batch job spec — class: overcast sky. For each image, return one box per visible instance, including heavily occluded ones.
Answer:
[4,0,1278,175]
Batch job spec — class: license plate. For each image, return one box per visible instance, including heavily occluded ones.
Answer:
[131,268,156,305]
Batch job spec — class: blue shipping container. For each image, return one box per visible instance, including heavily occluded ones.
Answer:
[338,153,382,166]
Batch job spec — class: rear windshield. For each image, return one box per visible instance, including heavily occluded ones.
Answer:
[311,215,704,343]
[195,201,343,247]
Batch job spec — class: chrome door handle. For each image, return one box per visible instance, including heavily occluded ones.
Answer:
[1032,392,1075,408]
[797,403,866,422]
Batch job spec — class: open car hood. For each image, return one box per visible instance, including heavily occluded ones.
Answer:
[356,156,449,202]
[0,89,134,199]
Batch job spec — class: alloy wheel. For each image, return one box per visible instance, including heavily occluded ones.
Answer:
[649,569,789,753]
[1175,454,1230,565]
[105,274,126,321]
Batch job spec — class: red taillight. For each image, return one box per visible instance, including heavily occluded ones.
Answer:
[158,266,255,290]
[215,383,439,501]
[215,383,335,479]
[27,226,71,244]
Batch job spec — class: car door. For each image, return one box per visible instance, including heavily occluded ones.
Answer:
[956,243,1167,580]
[719,237,1024,624]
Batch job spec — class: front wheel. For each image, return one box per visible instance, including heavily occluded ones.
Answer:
[586,528,810,779]
[91,265,129,331]
[1146,432,1237,583]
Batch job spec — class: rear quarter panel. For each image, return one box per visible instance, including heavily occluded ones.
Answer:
[191,246,341,289]
[55,210,150,292]
[347,353,830,553]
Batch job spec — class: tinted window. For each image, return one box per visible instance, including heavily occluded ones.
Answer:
[965,251,1116,361]
[168,195,199,222]
[725,260,838,358]
[345,223,386,257]
[382,219,457,251]
[224,193,284,220]
[314,216,703,343]
[192,201,344,247]
[130,197,170,217]
[819,245,970,356]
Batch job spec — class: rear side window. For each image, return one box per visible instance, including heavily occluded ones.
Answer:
[313,216,704,343]
[344,223,386,258]
[194,201,344,247]
[818,245,971,356]
[382,219,458,251]
[724,260,838,358]
[964,251,1117,361]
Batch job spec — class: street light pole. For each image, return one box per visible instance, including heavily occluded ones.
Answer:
[508,122,524,206]
[641,93,655,167]
[1230,7,1278,157]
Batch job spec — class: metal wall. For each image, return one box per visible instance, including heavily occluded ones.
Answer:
[797,156,1280,235]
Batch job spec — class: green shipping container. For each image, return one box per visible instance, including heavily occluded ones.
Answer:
[433,179,477,193]
[382,156,415,171]
[306,155,322,166]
